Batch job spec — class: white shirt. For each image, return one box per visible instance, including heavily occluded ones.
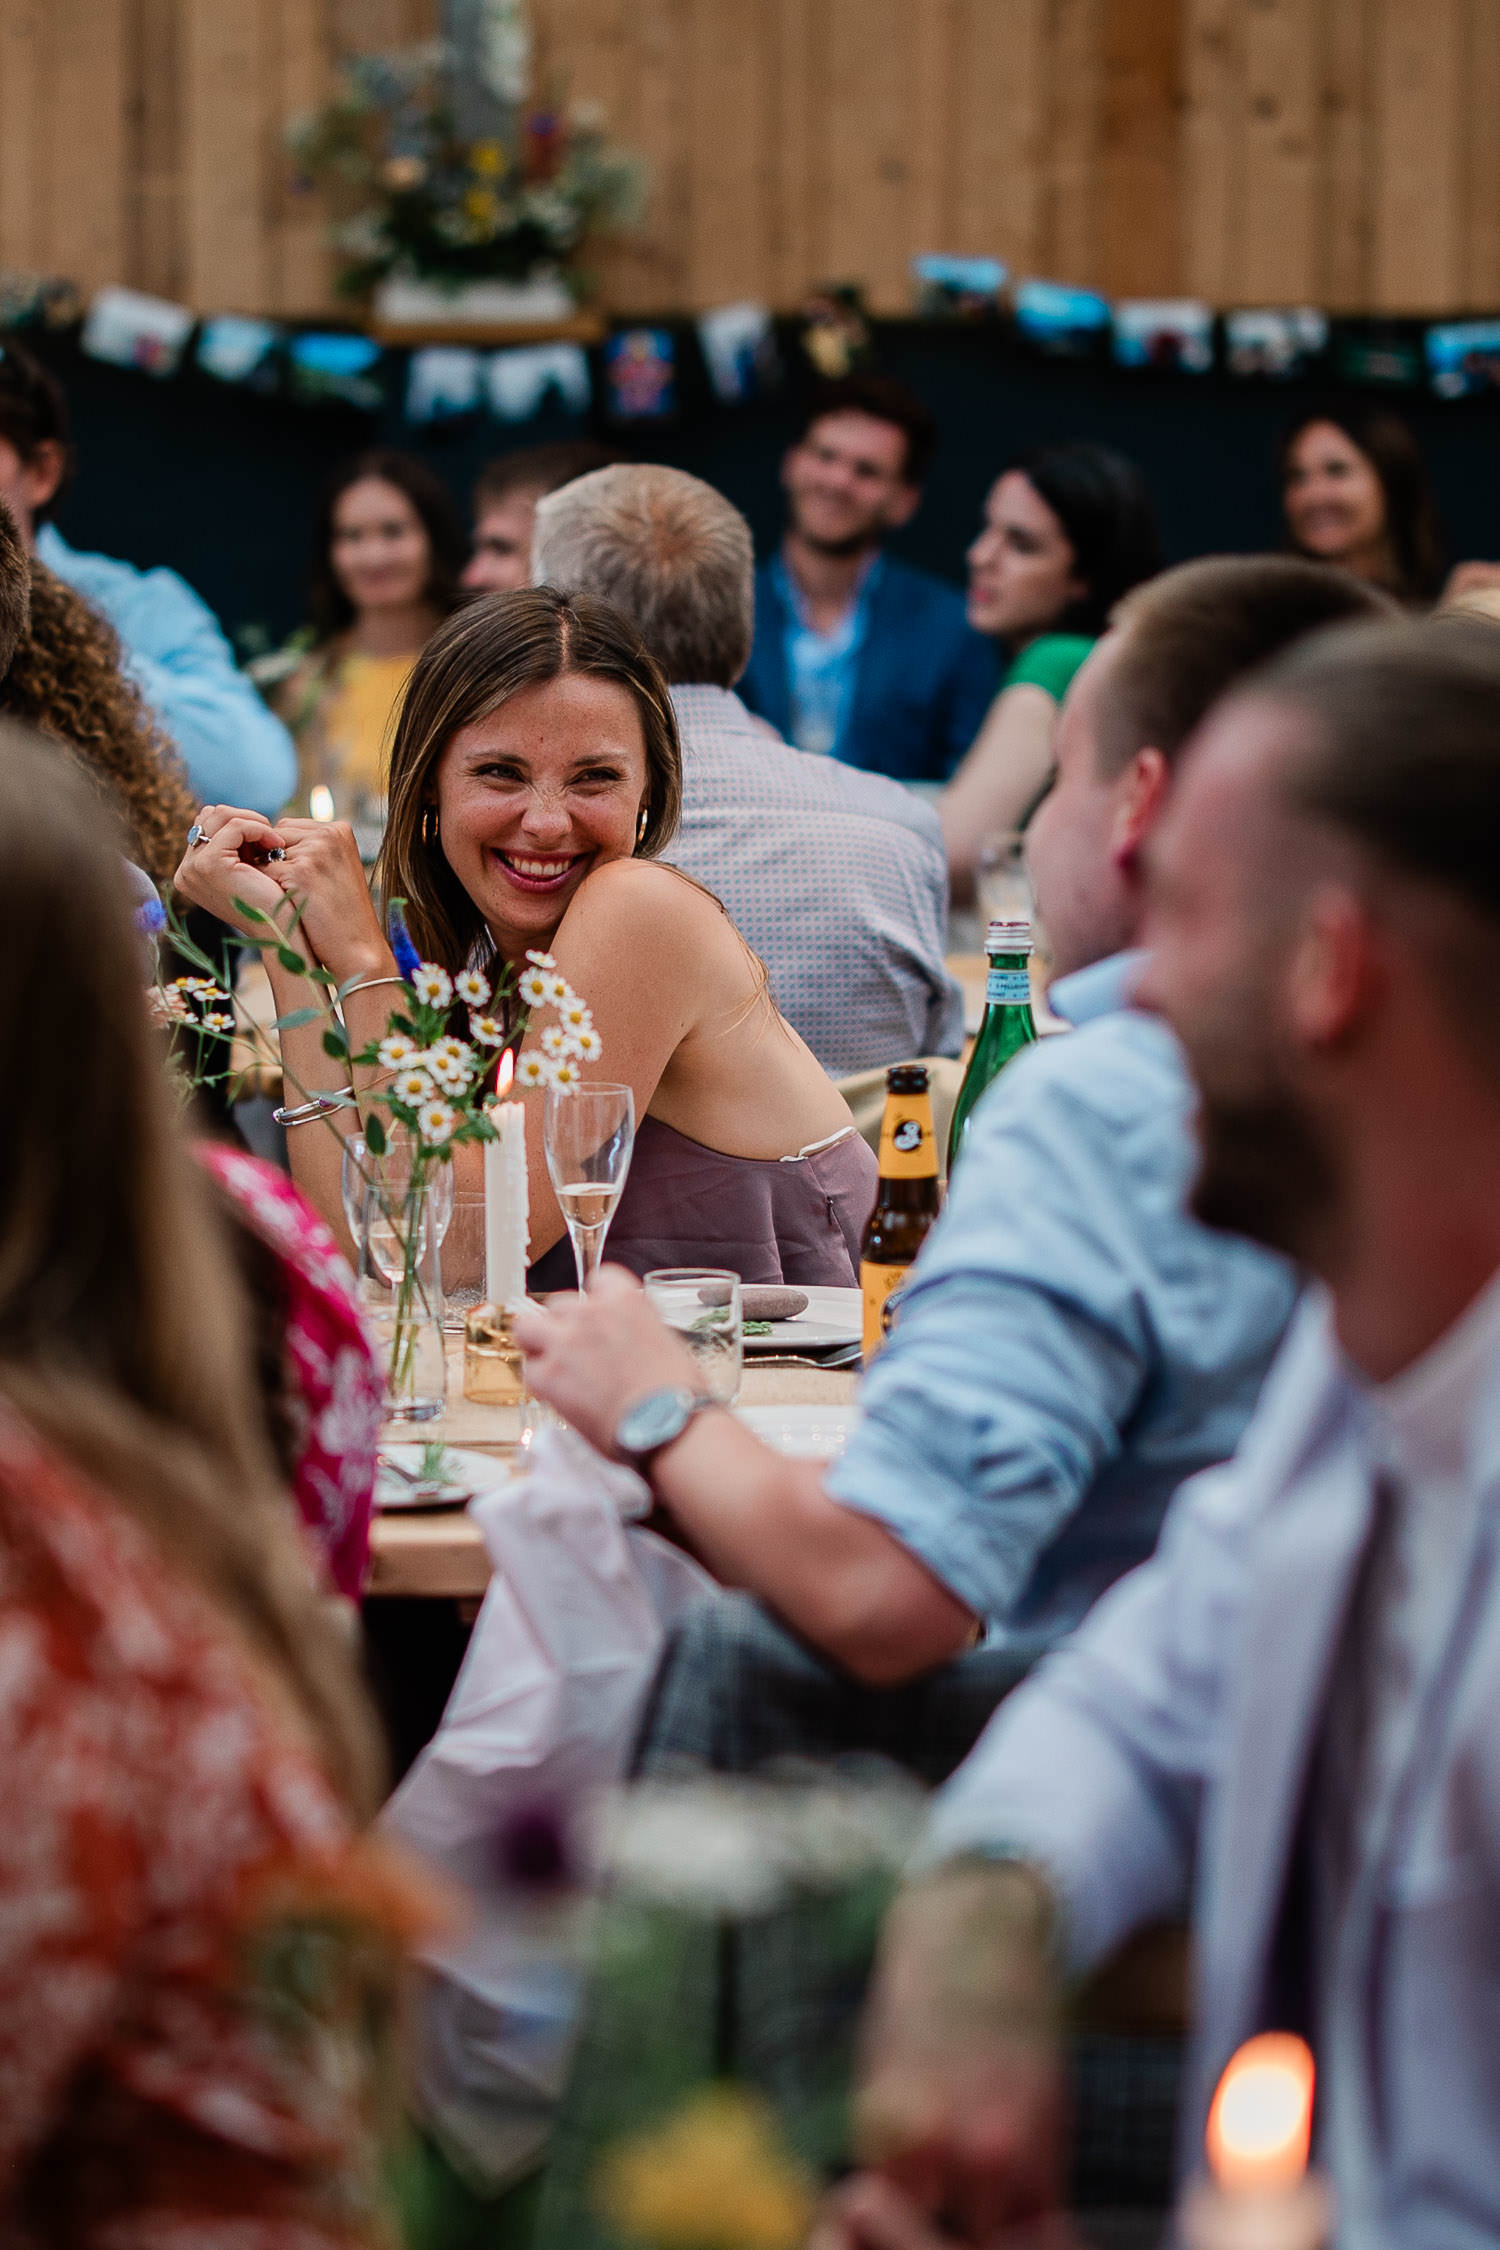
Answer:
[1316,1270,1500,2245]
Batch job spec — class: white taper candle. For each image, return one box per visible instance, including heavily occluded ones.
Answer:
[483,1063,530,1308]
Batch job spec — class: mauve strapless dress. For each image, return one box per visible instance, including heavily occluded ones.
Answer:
[527,1115,878,1293]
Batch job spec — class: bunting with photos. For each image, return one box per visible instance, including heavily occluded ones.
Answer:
[9,263,1500,432]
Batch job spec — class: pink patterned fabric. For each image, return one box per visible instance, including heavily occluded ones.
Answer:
[197,1146,380,1600]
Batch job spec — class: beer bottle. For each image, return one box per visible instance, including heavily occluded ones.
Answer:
[861,1062,942,1359]
[947,917,1038,1174]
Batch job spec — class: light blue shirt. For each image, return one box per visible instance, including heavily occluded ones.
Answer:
[37,524,297,817]
[773,552,881,759]
[922,1280,1500,2243]
[825,952,1298,1646]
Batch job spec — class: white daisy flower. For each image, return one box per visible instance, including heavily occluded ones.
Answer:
[427,1055,468,1093]
[391,1067,433,1104]
[454,968,491,1007]
[412,964,453,1008]
[540,1022,579,1060]
[378,1033,417,1069]
[548,1056,582,1092]
[418,1099,458,1144]
[514,1054,549,1090]
[573,1024,603,1063]
[544,972,571,1005]
[517,967,551,1007]
[431,1035,475,1069]
[524,949,557,969]
[201,1011,235,1032]
[558,996,593,1034]
[469,1013,505,1047]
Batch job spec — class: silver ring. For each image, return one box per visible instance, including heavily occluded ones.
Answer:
[185,822,209,848]
[265,846,286,863]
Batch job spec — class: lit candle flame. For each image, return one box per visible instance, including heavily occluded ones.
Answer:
[1206,2033,1315,2195]
[308,784,336,822]
[493,1048,515,1101]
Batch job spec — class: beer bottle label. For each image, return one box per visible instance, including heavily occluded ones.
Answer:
[986,967,1031,1005]
[876,1095,938,1180]
[861,1259,909,1358]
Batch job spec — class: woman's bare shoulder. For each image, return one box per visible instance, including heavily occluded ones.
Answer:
[559,856,728,943]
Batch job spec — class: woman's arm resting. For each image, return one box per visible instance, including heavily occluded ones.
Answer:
[940,684,1058,904]
[513,1271,977,1684]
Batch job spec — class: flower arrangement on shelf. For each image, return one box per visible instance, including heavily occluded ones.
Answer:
[288,0,643,304]
[151,889,602,1415]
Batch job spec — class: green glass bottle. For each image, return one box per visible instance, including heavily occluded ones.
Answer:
[947,917,1038,1173]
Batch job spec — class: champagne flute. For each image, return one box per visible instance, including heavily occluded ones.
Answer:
[543,1082,635,1290]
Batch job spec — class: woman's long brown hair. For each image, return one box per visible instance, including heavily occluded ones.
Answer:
[0,561,199,883]
[377,586,683,971]
[0,721,381,1814]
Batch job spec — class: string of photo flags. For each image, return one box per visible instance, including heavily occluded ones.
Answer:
[7,265,1500,434]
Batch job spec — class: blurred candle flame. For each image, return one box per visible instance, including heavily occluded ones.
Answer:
[494,1048,515,1100]
[309,783,336,822]
[1206,2034,1314,2194]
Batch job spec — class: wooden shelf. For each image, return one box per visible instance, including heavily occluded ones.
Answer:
[368,312,606,348]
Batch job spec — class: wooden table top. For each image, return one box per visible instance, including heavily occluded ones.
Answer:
[369,1336,858,1600]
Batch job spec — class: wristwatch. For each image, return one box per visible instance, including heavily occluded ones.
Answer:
[614,1385,717,1470]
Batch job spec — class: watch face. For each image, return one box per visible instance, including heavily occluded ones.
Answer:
[618,1386,695,1457]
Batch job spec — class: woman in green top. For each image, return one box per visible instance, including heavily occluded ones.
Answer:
[942,443,1160,900]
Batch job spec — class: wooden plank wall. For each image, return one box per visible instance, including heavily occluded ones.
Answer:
[1,0,1499,317]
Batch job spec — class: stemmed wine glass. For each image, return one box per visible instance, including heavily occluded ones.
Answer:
[543,1083,635,1290]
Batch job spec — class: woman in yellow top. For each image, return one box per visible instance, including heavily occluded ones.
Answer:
[270,449,466,856]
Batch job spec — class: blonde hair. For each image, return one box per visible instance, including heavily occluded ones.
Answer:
[0,722,381,1814]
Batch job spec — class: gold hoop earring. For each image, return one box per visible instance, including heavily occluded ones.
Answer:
[636,805,649,846]
[422,805,440,849]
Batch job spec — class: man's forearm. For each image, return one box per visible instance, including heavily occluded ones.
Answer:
[650,1413,976,1683]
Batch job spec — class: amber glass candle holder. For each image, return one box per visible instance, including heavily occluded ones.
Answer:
[463,1300,526,1405]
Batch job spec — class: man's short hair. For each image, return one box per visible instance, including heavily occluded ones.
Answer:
[1246,614,1500,1075]
[1097,556,1396,777]
[797,375,938,486]
[0,499,29,678]
[532,464,754,688]
[473,440,620,516]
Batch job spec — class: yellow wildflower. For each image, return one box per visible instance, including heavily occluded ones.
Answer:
[463,186,501,232]
[594,2086,814,2250]
[471,139,506,177]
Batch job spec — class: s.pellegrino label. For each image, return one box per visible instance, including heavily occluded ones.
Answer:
[947,918,1039,1174]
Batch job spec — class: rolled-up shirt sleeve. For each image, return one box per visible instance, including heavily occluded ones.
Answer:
[825,1020,1196,1623]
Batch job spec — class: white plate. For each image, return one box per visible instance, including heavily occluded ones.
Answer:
[741,1283,862,1354]
[734,1403,857,1459]
[376,1442,510,1511]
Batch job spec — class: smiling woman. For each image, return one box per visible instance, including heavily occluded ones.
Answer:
[262,450,468,849]
[175,588,876,1291]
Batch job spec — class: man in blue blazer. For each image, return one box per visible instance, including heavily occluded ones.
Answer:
[739,375,995,784]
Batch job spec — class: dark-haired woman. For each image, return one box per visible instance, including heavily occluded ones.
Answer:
[178,587,875,1290]
[941,443,1161,899]
[263,450,466,853]
[1278,405,1445,606]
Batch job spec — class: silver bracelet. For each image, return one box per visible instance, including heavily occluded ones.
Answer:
[273,1093,351,1128]
[346,974,409,1000]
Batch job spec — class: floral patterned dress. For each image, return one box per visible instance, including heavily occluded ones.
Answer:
[198,1145,382,1601]
[0,1405,413,2246]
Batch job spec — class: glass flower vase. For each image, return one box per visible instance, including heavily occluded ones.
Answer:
[357,1165,447,1423]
